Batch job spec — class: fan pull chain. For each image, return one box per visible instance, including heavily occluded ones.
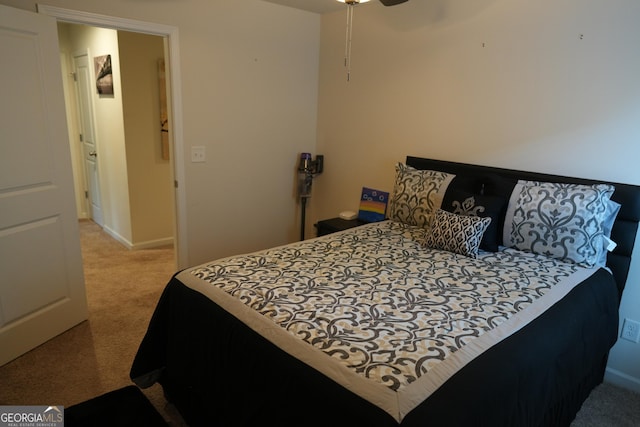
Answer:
[344,4,354,81]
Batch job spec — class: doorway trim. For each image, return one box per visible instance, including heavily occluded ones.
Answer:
[37,4,188,268]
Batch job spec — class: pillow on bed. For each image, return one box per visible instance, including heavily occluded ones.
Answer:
[503,180,615,267]
[389,163,455,228]
[424,209,492,258]
[441,189,507,252]
[478,174,518,247]
[597,199,621,266]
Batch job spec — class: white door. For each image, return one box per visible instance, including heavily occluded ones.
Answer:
[73,52,104,226]
[0,5,89,365]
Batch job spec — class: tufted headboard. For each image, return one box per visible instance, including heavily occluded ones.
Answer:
[406,156,640,300]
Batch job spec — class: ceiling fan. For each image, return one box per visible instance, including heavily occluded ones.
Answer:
[379,0,409,5]
[337,0,409,6]
[336,0,409,81]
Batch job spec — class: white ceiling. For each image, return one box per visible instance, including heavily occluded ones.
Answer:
[261,0,347,14]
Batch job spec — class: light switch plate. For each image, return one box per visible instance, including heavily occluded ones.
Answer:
[191,146,206,163]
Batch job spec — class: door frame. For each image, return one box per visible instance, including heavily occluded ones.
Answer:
[37,4,188,268]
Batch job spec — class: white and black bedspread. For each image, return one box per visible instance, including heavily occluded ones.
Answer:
[177,220,597,422]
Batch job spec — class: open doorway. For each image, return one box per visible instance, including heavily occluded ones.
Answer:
[38,4,188,269]
[59,23,175,254]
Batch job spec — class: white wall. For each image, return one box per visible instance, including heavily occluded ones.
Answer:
[315,0,640,391]
[57,24,86,219]
[119,30,175,248]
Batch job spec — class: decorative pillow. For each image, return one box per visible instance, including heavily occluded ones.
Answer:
[479,174,518,246]
[503,180,615,267]
[441,189,507,252]
[424,209,492,258]
[389,163,455,228]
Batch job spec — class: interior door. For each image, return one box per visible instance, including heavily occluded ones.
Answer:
[73,52,104,226]
[0,5,89,366]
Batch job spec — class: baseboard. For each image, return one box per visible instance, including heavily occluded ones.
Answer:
[604,367,640,393]
[131,237,174,250]
[102,226,173,250]
[103,225,133,249]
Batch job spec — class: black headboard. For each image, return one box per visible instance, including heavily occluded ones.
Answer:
[406,156,640,299]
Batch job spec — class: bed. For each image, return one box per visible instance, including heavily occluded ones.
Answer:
[131,156,640,426]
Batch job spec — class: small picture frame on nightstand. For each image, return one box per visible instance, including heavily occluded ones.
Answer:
[358,187,389,222]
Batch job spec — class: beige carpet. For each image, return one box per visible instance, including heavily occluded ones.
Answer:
[572,381,640,427]
[0,219,638,426]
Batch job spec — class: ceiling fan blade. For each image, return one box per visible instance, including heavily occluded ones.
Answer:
[379,0,409,6]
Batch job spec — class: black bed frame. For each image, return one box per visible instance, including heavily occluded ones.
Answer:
[132,156,640,427]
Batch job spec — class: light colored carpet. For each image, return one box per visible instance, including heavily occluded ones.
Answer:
[0,219,638,426]
[572,381,640,427]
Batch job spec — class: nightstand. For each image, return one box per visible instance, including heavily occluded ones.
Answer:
[315,217,368,237]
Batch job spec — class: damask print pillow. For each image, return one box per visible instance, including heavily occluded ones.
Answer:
[388,163,455,229]
[441,189,507,252]
[424,209,492,258]
[503,180,615,267]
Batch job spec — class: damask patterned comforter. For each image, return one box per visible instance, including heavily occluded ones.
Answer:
[177,220,597,423]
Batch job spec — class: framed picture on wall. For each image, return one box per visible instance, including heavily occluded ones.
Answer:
[94,54,113,95]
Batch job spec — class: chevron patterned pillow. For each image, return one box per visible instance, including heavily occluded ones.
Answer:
[424,209,492,258]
